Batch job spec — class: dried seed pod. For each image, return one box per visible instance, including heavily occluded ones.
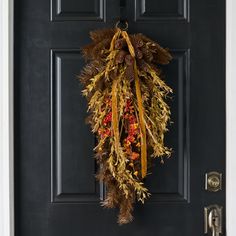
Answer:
[135,48,143,59]
[131,34,144,48]
[142,47,154,62]
[137,34,172,64]
[125,54,134,66]
[115,38,127,49]
[137,59,149,73]
[125,65,135,81]
[109,68,118,80]
[115,50,128,64]
[91,38,111,59]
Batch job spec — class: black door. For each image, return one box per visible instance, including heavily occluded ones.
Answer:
[14,0,226,235]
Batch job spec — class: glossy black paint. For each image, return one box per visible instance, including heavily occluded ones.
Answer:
[14,0,226,235]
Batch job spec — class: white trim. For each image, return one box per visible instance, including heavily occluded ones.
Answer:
[0,0,235,235]
[0,0,14,236]
[226,0,236,235]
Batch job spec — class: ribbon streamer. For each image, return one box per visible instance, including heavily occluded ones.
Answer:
[133,60,147,178]
[118,29,147,178]
[112,79,120,155]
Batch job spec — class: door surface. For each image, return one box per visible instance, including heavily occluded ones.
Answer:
[14,0,226,235]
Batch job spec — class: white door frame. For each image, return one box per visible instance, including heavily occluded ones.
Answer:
[0,0,235,235]
[0,0,14,235]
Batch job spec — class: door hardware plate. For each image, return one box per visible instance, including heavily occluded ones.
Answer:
[205,171,222,192]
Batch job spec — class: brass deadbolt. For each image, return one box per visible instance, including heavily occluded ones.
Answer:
[208,176,220,188]
[205,172,222,192]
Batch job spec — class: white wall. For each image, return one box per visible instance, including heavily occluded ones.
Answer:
[226,0,236,235]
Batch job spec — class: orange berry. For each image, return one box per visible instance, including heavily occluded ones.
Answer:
[131,152,139,160]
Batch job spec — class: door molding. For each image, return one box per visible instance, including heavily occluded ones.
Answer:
[0,0,235,235]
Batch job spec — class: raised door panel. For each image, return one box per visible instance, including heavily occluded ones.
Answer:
[51,0,105,21]
[135,0,189,21]
[51,50,103,203]
[50,49,190,203]
[146,49,190,203]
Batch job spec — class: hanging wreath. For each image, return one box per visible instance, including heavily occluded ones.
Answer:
[79,24,173,225]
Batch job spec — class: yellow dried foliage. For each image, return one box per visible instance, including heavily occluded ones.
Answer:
[79,27,173,224]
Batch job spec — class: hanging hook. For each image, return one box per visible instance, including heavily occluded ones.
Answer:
[115,20,128,31]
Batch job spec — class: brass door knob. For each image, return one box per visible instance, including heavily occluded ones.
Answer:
[205,172,222,192]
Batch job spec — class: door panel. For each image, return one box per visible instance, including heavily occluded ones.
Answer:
[51,0,105,21]
[51,50,102,203]
[14,0,225,235]
[134,0,189,21]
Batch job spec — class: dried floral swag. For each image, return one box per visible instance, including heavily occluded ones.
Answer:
[79,26,173,224]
